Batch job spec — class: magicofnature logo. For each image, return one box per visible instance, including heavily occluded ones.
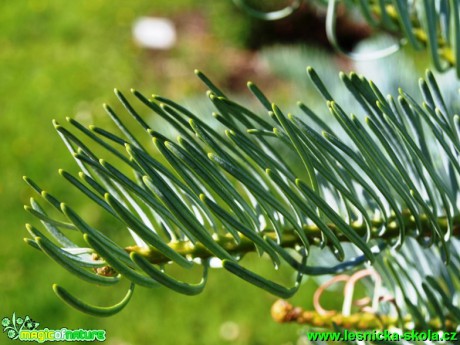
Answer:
[2,313,106,343]
[2,314,39,340]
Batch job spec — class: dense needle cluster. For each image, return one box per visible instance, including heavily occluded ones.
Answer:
[23,68,460,334]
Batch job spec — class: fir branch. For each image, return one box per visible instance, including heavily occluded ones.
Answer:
[271,299,458,332]
[23,67,460,329]
[234,0,460,74]
[126,213,460,265]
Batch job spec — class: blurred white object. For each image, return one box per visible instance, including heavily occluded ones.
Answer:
[132,17,176,50]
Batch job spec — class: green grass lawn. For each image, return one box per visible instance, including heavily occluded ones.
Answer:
[0,2,325,344]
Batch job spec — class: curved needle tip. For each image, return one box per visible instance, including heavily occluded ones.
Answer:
[52,283,135,317]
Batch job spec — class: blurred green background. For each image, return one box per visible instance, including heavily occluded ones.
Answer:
[0,1,449,344]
